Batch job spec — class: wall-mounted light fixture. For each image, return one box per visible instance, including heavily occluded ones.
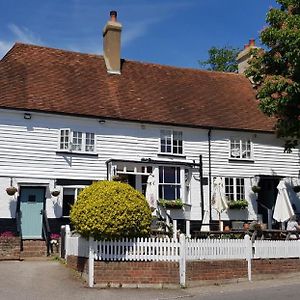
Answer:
[24,113,32,120]
[98,119,106,124]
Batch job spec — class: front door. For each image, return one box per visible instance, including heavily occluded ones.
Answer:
[19,187,45,239]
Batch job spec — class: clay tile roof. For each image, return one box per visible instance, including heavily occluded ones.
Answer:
[0,43,274,132]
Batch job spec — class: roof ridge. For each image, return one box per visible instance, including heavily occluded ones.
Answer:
[12,42,244,78]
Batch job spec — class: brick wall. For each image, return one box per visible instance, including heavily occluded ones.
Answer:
[186,260,247,282]
[0,237,20,260]
[67,256,179,286]
[253,259,300,275]
[67,256,300,287]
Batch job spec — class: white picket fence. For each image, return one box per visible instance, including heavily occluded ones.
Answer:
[61,226,300,288]
[254,239,300,259]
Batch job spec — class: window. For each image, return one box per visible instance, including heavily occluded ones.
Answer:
[59,129,95,153]
[159,166,181,200]
[224,177,245,201]
[160,130,183,154]
[62,187,83,217]
[230,139,252,159]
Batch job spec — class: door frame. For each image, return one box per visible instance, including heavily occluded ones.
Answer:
[17,186,46,239]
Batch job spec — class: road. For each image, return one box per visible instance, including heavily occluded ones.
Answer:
[0,259,300,300]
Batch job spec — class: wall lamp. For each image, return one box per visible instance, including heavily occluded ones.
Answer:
[98,119,106,124]
[24,113,32,120]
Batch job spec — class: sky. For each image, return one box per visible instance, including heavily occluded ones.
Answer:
[0,0,278,69]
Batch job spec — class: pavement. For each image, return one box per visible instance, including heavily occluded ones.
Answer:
[1,258,300,300]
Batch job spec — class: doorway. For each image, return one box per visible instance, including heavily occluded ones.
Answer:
[257,176,281,225]
[19,187,45,239]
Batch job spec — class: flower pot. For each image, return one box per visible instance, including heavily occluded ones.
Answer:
[51,189,60,197]
[6,186,17,196]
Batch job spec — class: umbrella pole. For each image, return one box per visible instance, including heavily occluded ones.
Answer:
[219,212,222,231]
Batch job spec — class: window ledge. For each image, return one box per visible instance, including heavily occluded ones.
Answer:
[157,152,186,159]
[56,150,98,157]
[228,158,254,163]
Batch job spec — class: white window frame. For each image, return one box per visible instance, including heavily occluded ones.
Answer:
[58,129,95,153]
[158,166,181,200]
[160,130,183,155]
[229,138,253,160]
[223,177,245,201]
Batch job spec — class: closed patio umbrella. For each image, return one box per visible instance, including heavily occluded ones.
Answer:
[145,173,157,211]
[211,177,228,230]
[273,180,294,223]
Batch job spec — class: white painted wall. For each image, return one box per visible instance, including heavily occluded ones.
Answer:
[0,109,299,221]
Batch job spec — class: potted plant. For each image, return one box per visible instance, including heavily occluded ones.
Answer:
[51,188,60,197]
[228,199,248,209]
[6,186,17,196]
[251,185,261,193]
[159,199,184,209]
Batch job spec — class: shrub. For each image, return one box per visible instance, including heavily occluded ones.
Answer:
[70,180,152,240]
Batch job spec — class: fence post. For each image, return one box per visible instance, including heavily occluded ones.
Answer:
[244,234,252,281]
[179,233,186,287]
[88,236,94,288]
[64,225,71,258]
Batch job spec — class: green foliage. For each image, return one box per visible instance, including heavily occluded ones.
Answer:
[70,180,152,240]
[199,46,241,72]
[228,199,248,209]
[159,199,183,209]
[246,0,300,151]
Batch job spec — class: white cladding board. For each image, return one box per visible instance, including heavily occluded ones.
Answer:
[0,109,299,220]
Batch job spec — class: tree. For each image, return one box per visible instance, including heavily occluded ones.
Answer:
[70,181,152,240]
[199,46,241,72]
[246,0,300,151]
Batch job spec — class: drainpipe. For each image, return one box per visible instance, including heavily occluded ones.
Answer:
[199,155,204,222]
[208,129,212,222]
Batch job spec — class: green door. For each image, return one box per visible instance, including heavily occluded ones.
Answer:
[20,187,45,239]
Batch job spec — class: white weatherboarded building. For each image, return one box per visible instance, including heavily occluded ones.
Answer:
[0,12,299,239]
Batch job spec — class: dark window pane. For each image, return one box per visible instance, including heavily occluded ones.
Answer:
[63,194,75,216]
[163,185,175,200]
[164,167,175,183]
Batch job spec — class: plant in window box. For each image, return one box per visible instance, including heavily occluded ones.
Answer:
[251,185,261,193]
[293,186,300,193]
[228,199,248,209]
[159,199,183,209]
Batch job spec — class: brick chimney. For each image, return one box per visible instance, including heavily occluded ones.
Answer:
[103,11,122,74]
[236,39,258,74]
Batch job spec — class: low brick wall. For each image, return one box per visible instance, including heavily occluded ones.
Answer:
[67,256,300,287]
[187,260,247,283]
[252,259,300,275]
[0,237,20,260]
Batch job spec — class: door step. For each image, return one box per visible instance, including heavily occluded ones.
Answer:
[21,240,48,258]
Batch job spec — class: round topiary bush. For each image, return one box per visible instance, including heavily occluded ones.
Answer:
[70,180,152,240]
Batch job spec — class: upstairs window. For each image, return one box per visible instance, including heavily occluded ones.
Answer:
[224,177,245,201]
[160,130,183,154]
[230,139,252,160]
[59,129,95,153]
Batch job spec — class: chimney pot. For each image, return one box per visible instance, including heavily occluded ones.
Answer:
[249,39,255,47]
[110,11,117,22]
